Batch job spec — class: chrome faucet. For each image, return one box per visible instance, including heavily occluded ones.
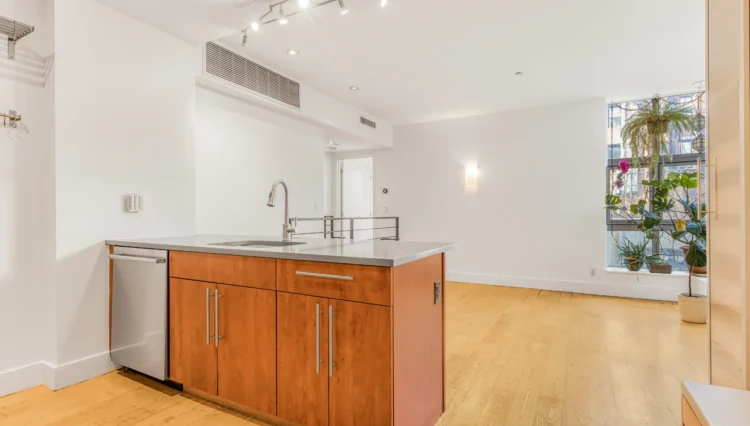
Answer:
[266,180,295,241]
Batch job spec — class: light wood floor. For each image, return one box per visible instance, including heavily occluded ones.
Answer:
[0,283,707,426]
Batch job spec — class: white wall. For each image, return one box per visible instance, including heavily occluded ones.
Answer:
[372,99,701,301]
[195,86,325,237]
[0,0,56,397]
[51,0,196,386]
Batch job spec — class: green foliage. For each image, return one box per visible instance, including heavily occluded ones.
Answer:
[685,243,707,268]
[604,194,622,209]
[616,238,650,271]
[620,97,697,172]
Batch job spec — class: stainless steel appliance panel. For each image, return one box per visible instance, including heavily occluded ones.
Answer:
[110,247,168,380]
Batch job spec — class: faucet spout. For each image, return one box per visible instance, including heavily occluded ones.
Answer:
[267,180,294,241]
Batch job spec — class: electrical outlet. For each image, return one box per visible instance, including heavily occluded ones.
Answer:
[590,268,596,277]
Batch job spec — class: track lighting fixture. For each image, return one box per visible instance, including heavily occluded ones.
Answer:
[242,0,355,36]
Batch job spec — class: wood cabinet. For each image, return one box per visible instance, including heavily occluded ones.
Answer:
[163,251,445,426]
[169,276,277,416]
[169,278,217,395]
[217,284,277,415]
[277,292,329,426]
[277,294,392,426]
[329,299,392,426]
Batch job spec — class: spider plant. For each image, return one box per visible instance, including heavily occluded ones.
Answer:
[621,96,696,172]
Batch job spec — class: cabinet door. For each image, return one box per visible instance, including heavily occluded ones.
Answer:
[329,300,392,426]
[277,292,329,426]
[169,278,217,395]
[217,284,277,415]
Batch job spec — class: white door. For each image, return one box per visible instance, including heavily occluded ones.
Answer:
[339,157,374,240]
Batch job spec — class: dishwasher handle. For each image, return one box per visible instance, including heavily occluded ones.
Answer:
[109,254,166,264]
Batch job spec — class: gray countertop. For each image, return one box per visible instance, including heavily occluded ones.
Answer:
[682,381,750,425]
[105,234,455,267]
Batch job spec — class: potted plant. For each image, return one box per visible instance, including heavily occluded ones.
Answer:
[620,96,696,173]
[615,239,649,271]
[606,169,708,323]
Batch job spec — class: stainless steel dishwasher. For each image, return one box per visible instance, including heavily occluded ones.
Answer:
[109,246,168,380]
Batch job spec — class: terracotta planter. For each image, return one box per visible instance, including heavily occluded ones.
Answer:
[678,293,707,324]
[681,246,708,275]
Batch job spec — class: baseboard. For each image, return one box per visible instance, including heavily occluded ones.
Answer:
[0,352,117,397]
[0,363,45,397]
[446,271,704,302]
[49,351,117,391]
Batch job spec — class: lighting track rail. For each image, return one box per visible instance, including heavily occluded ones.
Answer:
[0,16,34,60]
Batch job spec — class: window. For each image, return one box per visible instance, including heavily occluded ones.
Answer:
[605,93,706,271]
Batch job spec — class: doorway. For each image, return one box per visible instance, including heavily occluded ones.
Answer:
[337,157,374,240]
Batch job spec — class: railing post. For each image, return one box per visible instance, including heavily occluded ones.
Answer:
[395,217,400,241]
[349,218,355,240]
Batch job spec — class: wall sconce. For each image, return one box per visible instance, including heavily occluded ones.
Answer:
[464,164,479,193]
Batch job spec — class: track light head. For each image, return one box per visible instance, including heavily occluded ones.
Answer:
[241,29,248,47]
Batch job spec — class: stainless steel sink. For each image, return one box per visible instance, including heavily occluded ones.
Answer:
[209,240,306,248]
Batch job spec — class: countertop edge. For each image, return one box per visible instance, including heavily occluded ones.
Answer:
[682,380,750,426]
[682,381,710,425]
[105,239,455,268]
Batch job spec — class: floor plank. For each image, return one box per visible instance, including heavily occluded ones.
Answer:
[0,283,707,426]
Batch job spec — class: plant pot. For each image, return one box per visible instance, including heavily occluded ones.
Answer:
[677,293,707,324]
[649,264,672,274]
[624,257,643,272]
[681,246,708,275]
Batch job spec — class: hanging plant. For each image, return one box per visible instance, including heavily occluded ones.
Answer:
[620,96,696,173]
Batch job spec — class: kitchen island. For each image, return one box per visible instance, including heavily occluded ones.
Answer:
[106,235,454,426]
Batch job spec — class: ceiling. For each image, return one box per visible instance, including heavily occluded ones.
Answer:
[99,0,706,126]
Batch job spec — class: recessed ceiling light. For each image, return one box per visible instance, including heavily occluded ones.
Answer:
[380,0,388,7]
[327,140,338,145]
[349,86,360,91]
[251,22,260,32]
[298,0,310,8]
[515,71,523,76]
[287,49,299,55]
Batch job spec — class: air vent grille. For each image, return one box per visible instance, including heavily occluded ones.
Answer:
[360,116,377,129]
[205,42,301,108]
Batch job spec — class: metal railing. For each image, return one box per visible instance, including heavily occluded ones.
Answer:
[289,216,400,241]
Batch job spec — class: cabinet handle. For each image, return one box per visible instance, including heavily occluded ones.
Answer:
[215,289,222,347]
[296,271,354,281]
[329,305,335,377]
[206,288,215,345]
[316,303,321,374]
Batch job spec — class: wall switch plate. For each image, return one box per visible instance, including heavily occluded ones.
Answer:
[125,194,143,213]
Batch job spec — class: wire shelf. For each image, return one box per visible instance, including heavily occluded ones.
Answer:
[0,15,35,60]
[0,16,34,41]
